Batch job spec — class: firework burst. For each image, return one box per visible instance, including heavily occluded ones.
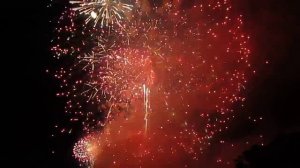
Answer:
[70,0,133,27]
[73,135,99,165]
[50,0,254,167]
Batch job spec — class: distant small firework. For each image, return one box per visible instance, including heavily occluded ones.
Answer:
[70,0,133,27]
[73,135,99,164]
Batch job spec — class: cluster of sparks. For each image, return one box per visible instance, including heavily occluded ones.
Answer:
[73,135,99,164]
[50,0,254,167]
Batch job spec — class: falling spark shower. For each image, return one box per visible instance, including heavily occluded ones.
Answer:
[50,0,254,167]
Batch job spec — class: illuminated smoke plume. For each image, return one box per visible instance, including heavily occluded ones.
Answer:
[50,0,252,167]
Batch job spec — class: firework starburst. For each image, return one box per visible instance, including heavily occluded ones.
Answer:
[70,0,133,27]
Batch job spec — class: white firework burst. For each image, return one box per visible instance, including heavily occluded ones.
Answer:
[70,0,133,27]
[73,136,99,165]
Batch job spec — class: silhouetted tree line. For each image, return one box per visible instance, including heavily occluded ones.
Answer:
[235,132,300,168]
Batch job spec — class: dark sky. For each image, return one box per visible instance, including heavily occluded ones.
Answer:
[2,0,300,167]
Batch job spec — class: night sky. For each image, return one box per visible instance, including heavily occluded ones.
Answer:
[2,0,300,167]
